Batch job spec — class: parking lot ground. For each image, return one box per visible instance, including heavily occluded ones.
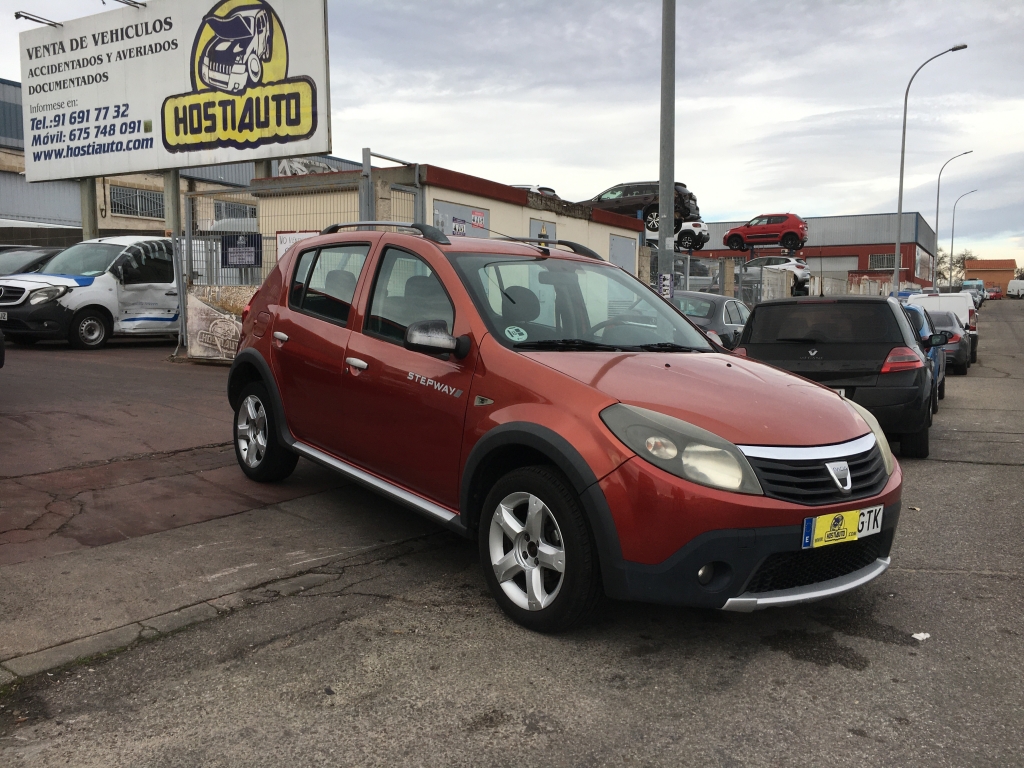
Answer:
[1,302,1022,766]
[0,340,343,566]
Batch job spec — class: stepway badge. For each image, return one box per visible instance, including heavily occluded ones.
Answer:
[161,0,317,152]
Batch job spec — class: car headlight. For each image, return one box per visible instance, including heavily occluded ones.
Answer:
[28,286,70,305]
[844,398,895,476]
[601,403,763,495]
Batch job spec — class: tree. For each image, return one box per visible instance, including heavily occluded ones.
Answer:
[934,246,970,286]
[1016,265,1024,280]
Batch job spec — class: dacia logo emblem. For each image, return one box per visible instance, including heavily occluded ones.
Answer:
[825,460,852,494]
[162,0,318,153]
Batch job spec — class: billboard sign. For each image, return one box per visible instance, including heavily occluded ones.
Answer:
[20,0,330,182]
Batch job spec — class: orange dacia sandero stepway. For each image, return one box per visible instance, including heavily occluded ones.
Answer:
[228,223,902,632]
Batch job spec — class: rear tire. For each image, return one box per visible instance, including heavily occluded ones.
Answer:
[234,382,299,482]
[678,232,695,250]
[68,308,110,350]
[642,205,660,232]
[931,384,939,414]
[900,421,930,459]
[479,466,601,633]
[780,232,800,250]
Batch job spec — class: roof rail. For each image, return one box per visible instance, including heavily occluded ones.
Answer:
[498,237,603,261]
[319,221,451,245]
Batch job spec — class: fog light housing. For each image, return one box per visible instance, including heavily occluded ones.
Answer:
[697,564,714,586]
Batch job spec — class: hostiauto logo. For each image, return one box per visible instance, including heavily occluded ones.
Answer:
[160,0,317,153]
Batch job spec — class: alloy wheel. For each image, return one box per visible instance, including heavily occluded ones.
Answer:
[236,395,268,469]
[488,491,566,611]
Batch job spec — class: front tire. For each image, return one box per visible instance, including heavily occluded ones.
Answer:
[677,232,695,250]
[938,377,946,399]
[68,309,110,350]
[479,466,601,633]
[642,205,660,232]
[727,235,744,251]
[234,382,298,482]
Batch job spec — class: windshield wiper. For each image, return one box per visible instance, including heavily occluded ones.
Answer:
[776,336,819,343]
[635,342,709,353]
[514,339,630,352]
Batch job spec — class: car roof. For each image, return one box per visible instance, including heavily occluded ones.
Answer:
[673,291,718,301]
[85,235,169,246]
[756,295,891,306]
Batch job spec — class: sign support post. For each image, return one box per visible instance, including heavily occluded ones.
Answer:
[80,179,98,240]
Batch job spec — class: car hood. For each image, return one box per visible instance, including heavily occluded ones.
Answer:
[0,273,96,289]
[520,351,869,447]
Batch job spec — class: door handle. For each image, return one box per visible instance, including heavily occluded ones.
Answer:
[273,332,289,342]
[165,290,178,296]
[345,357,368,370]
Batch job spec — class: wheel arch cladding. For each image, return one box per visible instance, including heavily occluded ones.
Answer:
[228,348,293,448]
[461,422,629,598]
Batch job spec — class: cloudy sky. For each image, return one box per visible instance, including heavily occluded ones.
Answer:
[4,0,1022,264]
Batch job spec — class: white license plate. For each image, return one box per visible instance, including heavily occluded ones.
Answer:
[0,312,6,321]
[831,387,845,397]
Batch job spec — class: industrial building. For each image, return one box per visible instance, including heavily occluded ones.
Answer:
[705,213,938,287]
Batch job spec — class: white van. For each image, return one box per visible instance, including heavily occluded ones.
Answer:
[1007,279,1024,299]
[906,291,978,362]
[0,236,179,349]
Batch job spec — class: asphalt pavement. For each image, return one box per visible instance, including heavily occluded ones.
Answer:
[1,301,1022,767]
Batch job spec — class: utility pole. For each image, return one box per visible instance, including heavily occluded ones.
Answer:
[657,0,675,295]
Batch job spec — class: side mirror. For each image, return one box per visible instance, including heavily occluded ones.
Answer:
[404,319,471,359]
[924,333,946,349]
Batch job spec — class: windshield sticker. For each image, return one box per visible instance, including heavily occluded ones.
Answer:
[505,326,527,342]
[407,372,463,399]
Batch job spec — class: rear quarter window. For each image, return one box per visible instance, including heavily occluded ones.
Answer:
[746,302,904,344]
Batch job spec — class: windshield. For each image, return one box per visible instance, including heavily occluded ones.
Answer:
[450,253,713,352]
[0,250,50,275]
[42,243,124,277]
[671,295,715,319]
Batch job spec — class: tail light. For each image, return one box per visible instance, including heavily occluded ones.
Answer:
[946,332,962,343]
[732,347,747,356]
[880,347,924,374]
[968,308,977,330]
[692,222,702,228]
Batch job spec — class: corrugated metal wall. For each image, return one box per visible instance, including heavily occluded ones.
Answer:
[0,171,81,226]
[708,213,936,254]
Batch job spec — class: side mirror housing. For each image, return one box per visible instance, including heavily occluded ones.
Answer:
[924,333,946,349]
[404,319,470,359]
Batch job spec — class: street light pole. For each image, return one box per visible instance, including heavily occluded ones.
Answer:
[657,0,676,293]
[892,44,967,294]
[933,150,972,286]
[948,189,977,290]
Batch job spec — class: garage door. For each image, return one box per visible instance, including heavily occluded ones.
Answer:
[809,256,858,278]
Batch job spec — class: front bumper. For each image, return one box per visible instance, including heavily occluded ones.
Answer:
[0,300,73,339]
[597,455,902,609]
[723,556,890,611]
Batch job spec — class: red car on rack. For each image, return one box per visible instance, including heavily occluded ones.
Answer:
[723,214,808,252]
[228,222,902,632]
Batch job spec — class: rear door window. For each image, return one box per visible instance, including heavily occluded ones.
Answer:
[289,244,370,326]
[747,302,904,344]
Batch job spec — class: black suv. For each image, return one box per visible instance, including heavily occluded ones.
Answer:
[735,296,946,459]
[582,181,701,235]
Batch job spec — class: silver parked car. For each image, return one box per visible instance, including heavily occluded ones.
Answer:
[668,290,750,349]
